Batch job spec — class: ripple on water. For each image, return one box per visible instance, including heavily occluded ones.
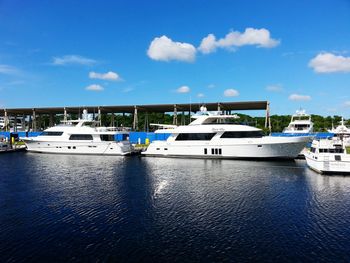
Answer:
[1,154,350,262]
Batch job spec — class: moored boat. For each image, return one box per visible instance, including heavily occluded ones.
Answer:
[22,118,132,155]
[328,117,350,146]
[305,137,350,174]
[142,108,311,159]
[283,109,313,134]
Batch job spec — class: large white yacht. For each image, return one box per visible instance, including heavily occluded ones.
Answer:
[305,137,350,174]
[283,109,314,134]
[142,108,311,159]
[22,118,132,155]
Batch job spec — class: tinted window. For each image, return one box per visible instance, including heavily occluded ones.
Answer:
[335,155,342,161]
[175,133,216,141]
[220,131,263,138]
[295,124,310,130]
[100,134,115,141]
[69,134,93,140]
[40,131,63,136]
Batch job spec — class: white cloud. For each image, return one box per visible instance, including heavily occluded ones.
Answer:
[266,84,283,92]
[176,85,190,93]
[224,89,239,97]
[0,64,19,75]
[288,94,311,101]
[197,93,205,98]
[53,55,96,66]
[198,34,217,54]
[85,84,104,91]
[89,71,121,81]
[208,84,215,89]
[309,52,350,73]
[199,28,280,54]
[147,35,196,62]
[344,101,350,107]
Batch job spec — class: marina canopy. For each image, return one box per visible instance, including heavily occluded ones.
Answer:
[1,101,269,115]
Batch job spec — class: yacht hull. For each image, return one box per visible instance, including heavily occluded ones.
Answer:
[23,139,132,155]
[142,136,310,159]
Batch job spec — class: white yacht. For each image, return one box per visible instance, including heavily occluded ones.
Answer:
[142,109,311,159]
[328,117,350,146]
[283,110,314,134]
[305,137,350,174]
[22,119,132,155]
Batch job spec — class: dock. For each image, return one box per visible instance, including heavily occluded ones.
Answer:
[0,101,271,132]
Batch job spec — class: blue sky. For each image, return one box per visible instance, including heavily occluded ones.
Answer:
[1,0,350,116]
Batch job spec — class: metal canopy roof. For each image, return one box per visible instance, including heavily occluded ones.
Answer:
[1,101,268,115]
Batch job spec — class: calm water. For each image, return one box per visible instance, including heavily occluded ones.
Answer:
[1,153,350,262]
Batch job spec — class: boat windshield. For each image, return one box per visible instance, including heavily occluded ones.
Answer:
[56,120,98,127]
[81,121,97,127]
[319,148,344,153]
[56,123,76,127]
[201,117,240,125]
[39,131,64,136]
[292,116,311,121]
[293,124,310,130]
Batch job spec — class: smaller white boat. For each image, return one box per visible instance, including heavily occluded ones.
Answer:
[328,117,350,146]
[305,137,350,174]
[283,109,314,134]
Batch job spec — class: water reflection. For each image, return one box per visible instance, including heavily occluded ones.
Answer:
[1,154,350,262]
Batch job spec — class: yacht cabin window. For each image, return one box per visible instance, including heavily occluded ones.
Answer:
[319,148,344,153]
[69,134,93,140]
[82,122,97,127]
[220,131,263,138]
[201,118,238,125]
[100,134,115,141]
[175,133,216,141]
[40,131,64,136]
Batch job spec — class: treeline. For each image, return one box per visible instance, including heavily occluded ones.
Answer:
[237,114,347,133]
